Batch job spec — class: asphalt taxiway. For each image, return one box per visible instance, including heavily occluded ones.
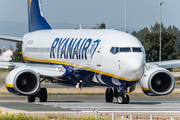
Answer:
[1,101,180,112]
[0,96,180,112]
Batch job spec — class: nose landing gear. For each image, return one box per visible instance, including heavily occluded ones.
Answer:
[105,86,130,104]
[117,93,129,104]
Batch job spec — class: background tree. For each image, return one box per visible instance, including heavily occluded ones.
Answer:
[92,22,106,29]
[10,43,25,63]
[141,31,178,62]
[131,27,150,41]
[150,22,166,33]
[132,22,180,62]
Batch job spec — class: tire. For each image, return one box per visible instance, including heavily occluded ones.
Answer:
[117,94,125,104]
[40,88,47,102]
[28,95,36,102]
[124,94,130,104]
[105,88,113,102]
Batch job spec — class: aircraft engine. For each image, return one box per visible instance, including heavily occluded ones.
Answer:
[5,67,40,96]
[140,67,175,96]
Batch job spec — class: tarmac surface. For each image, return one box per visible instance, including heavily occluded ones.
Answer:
[0,83,180,115]
[0,96,180,112]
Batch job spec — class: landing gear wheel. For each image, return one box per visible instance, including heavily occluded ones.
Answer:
[39,88,47,102]
[105,88,114,102]
[124,94,130,104]
[117,94,125,104]
[28,95,36,102]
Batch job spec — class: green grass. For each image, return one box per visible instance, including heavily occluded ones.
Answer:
[0,69,10,73]
[0,113,104,120]
[0,113,45,120]
[175,77,180,81]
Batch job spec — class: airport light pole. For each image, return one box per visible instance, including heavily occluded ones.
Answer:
[124,0,127,32]
[159,2,165,61]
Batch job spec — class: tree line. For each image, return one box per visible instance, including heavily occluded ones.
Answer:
[131,22,180,62]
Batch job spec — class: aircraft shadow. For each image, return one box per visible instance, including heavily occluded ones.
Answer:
[46,101,162,105]
[129,102,162,105]
[47,101,83,102]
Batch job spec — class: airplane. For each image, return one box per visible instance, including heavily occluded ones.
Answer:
[0,0,178,104]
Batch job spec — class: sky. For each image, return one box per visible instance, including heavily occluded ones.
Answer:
[0,0,180,48]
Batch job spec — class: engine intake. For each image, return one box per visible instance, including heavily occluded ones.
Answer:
[6,68,40,96]
[140,67,175,96]
[16,72,38,93]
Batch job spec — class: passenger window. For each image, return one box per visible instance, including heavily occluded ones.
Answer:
[120,48,131,52]
[132,47,142,52]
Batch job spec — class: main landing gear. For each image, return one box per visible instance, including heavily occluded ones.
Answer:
[28,88,47,102]
[105,87,130,104]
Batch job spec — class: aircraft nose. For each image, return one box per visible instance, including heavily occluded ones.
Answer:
[124,53,144,72]
[131,57,144,72]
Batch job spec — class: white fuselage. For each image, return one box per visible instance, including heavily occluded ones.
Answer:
[22,29,145,86]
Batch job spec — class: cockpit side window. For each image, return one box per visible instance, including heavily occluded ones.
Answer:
[110,47,115,54]
[110,47,132,54]
[132,47,142,52]
[120,47,131,52]
[114,47,119,54]
[110,47,119,54]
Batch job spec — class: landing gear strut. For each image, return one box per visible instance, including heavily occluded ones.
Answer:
[105,86,130,104]
[27,88,47,102]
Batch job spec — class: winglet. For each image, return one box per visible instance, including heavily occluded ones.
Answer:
[28,0,51,32]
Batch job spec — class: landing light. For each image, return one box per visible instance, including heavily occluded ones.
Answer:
[56,68,62,71]
[76,83,80,88]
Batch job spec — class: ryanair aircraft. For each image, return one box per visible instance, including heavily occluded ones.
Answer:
[0,0,178,104]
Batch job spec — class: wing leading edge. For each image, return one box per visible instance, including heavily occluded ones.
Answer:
[0,35,23,43]
[0,61,66,78]
[147,60,180,68]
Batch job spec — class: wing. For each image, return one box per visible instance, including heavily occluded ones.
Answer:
[146,60,180,68]
[0,35,23,43]
[0,61,66,78]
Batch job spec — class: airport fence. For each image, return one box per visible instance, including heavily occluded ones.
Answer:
[0,110,179,120]
[94,110,180,120]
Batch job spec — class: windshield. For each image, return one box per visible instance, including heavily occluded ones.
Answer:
[120,47,131,52]
[132,47,142,52]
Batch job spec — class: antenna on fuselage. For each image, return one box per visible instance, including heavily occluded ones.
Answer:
[79,23,82,30]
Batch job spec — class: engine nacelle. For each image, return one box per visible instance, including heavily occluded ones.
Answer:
[140,67,175,96]
[5,67,40,96]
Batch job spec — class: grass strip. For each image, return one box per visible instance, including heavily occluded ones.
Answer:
[0,69,10,72]
[0,113,104,120]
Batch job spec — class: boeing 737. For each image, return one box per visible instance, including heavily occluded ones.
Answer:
[0,0,178,104]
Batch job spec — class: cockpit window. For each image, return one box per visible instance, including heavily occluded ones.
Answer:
[110,47,132,54]
[114,47,119,54]
[120,47,131,52]
[110,47,119,54]
[110,47,115,54]
[132,47,142,52]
